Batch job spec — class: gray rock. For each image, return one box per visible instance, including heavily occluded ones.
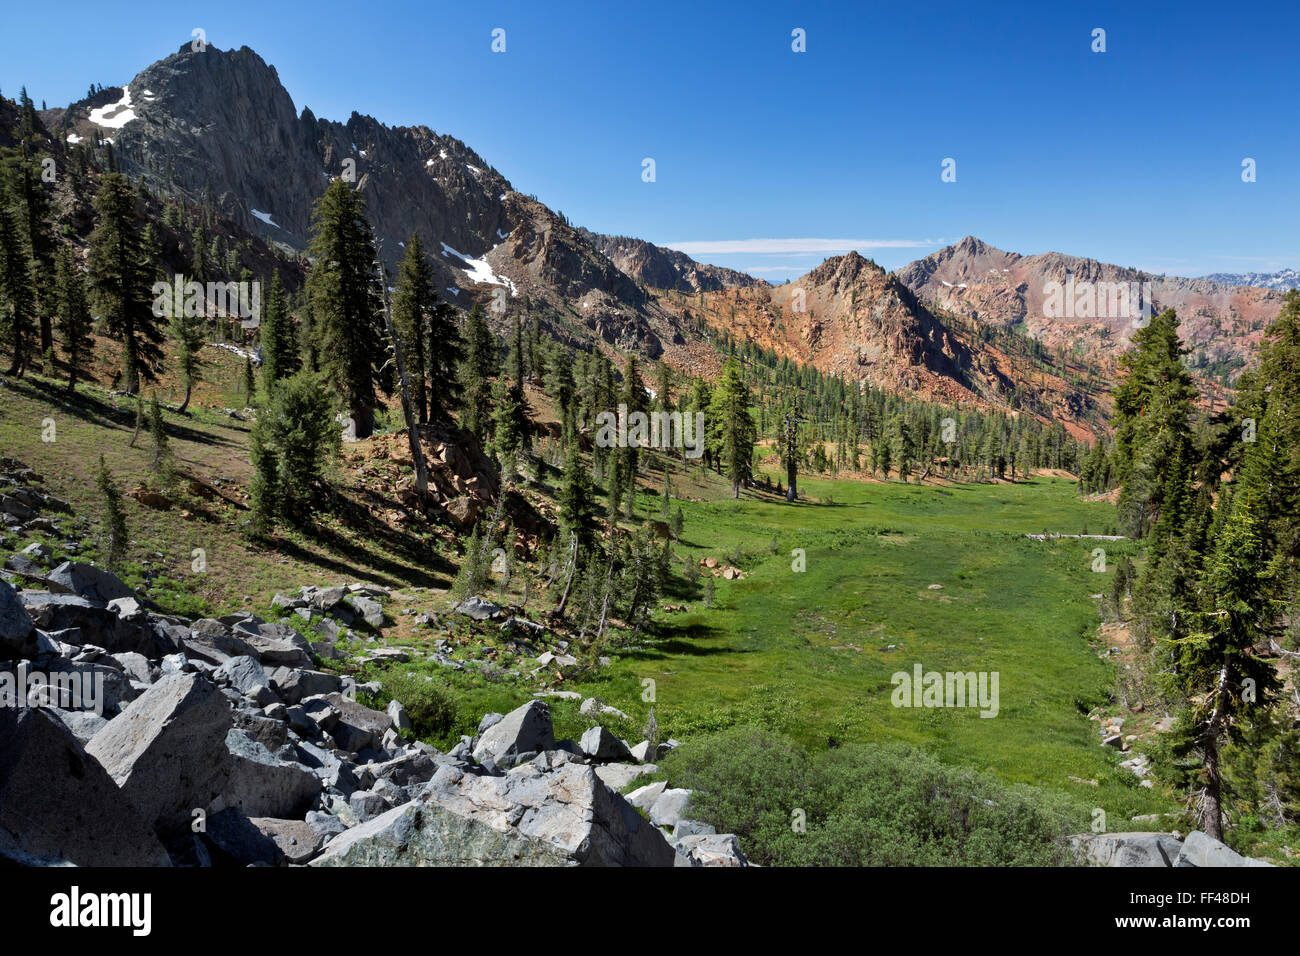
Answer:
[348,595,385,628]
[580,697,630,720]
[271,668,342,706]
[672,818,717,838]
[215,655,269,695]
[648,788,693,829]
[183,624,260,666]
[20,592,165,657]
[231,710,290,751]
[387,699,412,733]
[1070,831,1185,867]
[625,780,667,813]
[110,651,155,684]
[86,673,234,833]
[305,809,348,843]
[594,762,658,790]
[47,561,134,604]
[673,833,748,867]
[455,596,502,621]
[580,725,635,763]
[222,728,322,819]
[1175,830,1275,868]
[1,706,170,865]
[203,807,283,866]
[319,692,394,754]
[252,816,323,864]
[47,706,110,744]
[472,699,555,767]
[477,712,504,734]
[349,789,390,822]
[630,740,655,763]
[311,762,676,867]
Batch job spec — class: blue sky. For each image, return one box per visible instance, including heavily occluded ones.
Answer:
[4,0,1297,281]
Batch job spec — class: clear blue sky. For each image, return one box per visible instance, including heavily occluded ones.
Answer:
[4,0,1297,281]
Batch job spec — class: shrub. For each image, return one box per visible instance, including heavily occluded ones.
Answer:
[372,670,458,744]
[662,725,1088,866]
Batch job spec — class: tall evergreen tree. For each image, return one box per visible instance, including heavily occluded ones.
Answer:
[259,272,297,389]
[167,274,205,414]
[460,303,498,439]
[54,246,92,392]
[305,178,386,438]
[710,357,756,498]
[0,171,36,378]
[1113,309,1197,538]
[88,173,162,393]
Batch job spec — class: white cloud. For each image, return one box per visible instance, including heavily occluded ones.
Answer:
[663,238,941,255]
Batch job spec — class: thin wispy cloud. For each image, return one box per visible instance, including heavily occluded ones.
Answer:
[664,238,944,256]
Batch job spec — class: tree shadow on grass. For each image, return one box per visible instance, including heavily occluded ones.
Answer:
[619,620,740,661]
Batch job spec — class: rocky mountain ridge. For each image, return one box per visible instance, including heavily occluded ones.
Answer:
[897,237,1286,383]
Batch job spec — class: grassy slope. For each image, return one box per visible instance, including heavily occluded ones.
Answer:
[564,468,1168,823]
[0,345,1171,829]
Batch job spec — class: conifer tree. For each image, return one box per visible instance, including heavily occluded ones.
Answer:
[0,170,36,378]
[54,247,92,392]
[710,357,756,498]
[167,274,205,413]
[460,303,498,439]
[96,456,128,570]
[88,173,162,393]
[259,272,297,390]
[305,178,386,437]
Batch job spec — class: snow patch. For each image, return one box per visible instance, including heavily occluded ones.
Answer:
[439,149,448,159]
[251,209,279,229]
[447,287,460,297]
[425,158,436,167]
[439,242,516,294]
[66,133,83,144]
[89,87,136,129]
[465,164,481,175]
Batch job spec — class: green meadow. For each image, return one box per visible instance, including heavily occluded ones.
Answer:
[562,473,1167,821]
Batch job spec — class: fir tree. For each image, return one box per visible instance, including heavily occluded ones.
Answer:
[88,173,162,393]
[305,178,386,438]
[710,358,756,498]
[167,274,205,413]
[96,456,128,571]
[259,272,297,389]
[54,247,92,392]
[460,303,498,439]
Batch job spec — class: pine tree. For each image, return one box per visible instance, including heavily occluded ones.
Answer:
[259,272,297,389]
[167,274,205,413]
[1113,309,1197,538]
[251,370,340,521]
[148,392,174,483]
[5,151,57,357]
[391,235,433,423]
[492,314,531,465]
[96,456,128,571]
[305,178,386,438]
[54,247,92,392]
[88,173,162,393]
[0,169,36,378]
[460,304,498,439]
[559,441,599,553]
[242,354,255,401]
[710,357,756,498]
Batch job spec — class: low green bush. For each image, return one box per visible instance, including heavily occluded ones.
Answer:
[662,724,1090,866]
